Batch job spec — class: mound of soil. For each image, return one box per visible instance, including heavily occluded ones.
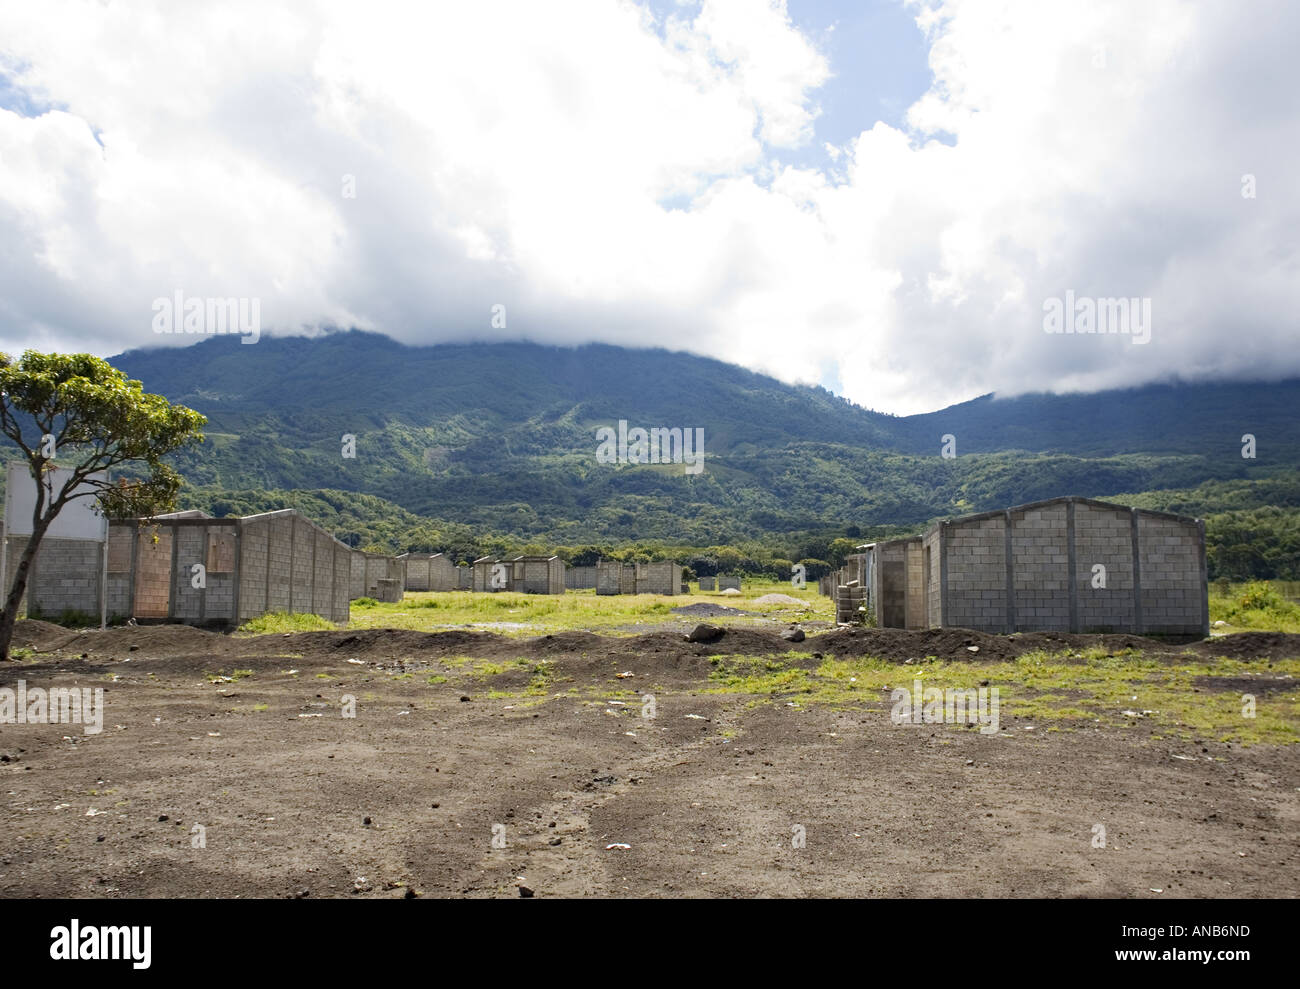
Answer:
[817,626,1177,662]
[1185,631,1300,661]
[752,594,806,606]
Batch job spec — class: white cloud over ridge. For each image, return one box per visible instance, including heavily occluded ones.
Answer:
[0,0,1296,414]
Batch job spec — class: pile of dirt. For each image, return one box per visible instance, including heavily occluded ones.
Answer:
[751,594,806,606]
[670,603,756,618]
[1185,631,1300,661]
[816,626,1179,662]
[10,620,226,657]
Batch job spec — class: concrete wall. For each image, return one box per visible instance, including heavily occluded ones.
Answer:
[12,534,104,620]
[5,510,352,629]
[1137,513,1206,635]
[718,575,741,591]
[929,498,1206,636]
[473,557,500,592]
[1075,501,1136,632]
[868,538,924,629]
[350,551,404,600]
[400,554,430,591]
[398,553,457,592]
[596,560,626,595]
[922,527,942,627]
[565,565,597,590]
[517,556,565,594]
[699,576,716,591]
[943,514,1011,632]
[635,561,681,595]
[237,512,350,625]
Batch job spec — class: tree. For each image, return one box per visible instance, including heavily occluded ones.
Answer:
[0,352,206,659]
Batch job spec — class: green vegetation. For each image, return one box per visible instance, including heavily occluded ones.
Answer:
[0,349,205,659]
[699,651,1300,745]
[236,611,336,635]
[344,579,831,636]
[205,669,255,683]
[1210,581,1300,633]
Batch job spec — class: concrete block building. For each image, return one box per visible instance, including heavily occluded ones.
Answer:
[861,537,925,629]
[865,497,1208,636]
[4,509,352,629]
[594,560,682,595]
[472,556,501,592]
[509,555,566,594]
[398,552,459,592]
[349,551,406,601]
[635,561,682,595]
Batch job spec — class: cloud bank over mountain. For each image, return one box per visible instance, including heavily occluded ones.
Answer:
[1,0,1296,413]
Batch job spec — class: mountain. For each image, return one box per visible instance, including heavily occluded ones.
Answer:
[97,330,1299,552]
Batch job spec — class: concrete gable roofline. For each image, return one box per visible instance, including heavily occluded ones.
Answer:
[928,496,1203,530]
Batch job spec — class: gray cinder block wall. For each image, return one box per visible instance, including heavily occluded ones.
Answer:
[717,575,741,591]
[565,565,597,590]
[395,552,457,592]
[473,556,499,592]
[919,497,1207,637]
[514,555,565,594]
[699,576,716,591]
[7,509,353,629]
[635,561,682,595]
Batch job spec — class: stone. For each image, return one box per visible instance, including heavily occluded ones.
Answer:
[686,623,724,643]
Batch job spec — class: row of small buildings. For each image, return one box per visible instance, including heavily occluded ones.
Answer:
[4,508,691,630]
[821,496,1208,637]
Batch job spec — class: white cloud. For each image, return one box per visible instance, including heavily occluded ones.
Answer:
[0,0,1296,414]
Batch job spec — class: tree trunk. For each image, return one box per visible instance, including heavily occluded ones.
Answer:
[0,518,52,660]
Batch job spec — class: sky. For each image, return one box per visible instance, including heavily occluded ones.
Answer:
[1,0,1297,415]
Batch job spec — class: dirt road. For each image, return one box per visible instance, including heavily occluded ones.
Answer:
[2,620,1296,898]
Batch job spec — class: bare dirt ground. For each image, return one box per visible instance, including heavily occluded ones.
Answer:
[2,620,1297,898]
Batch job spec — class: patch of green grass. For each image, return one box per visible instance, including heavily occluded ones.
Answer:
[700,649,1300,745]
[340,580,834,637]
[236,611,336,635]
[1209,581,1300,633]
[205,669,255,683]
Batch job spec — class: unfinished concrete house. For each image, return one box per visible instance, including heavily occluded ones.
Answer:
[398,552,458,592]
[918,497,1207,636]
[596,560,636,595]
[636,561,682,595]
[862,537,925,629]
[349,551,406,602]
[6,509,352,629]
[595,560,682,595]
[472,556,500,592]
[507,556,566,594]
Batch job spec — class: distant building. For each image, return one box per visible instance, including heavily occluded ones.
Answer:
[828,497,1207,637]
[3,509,353,629]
